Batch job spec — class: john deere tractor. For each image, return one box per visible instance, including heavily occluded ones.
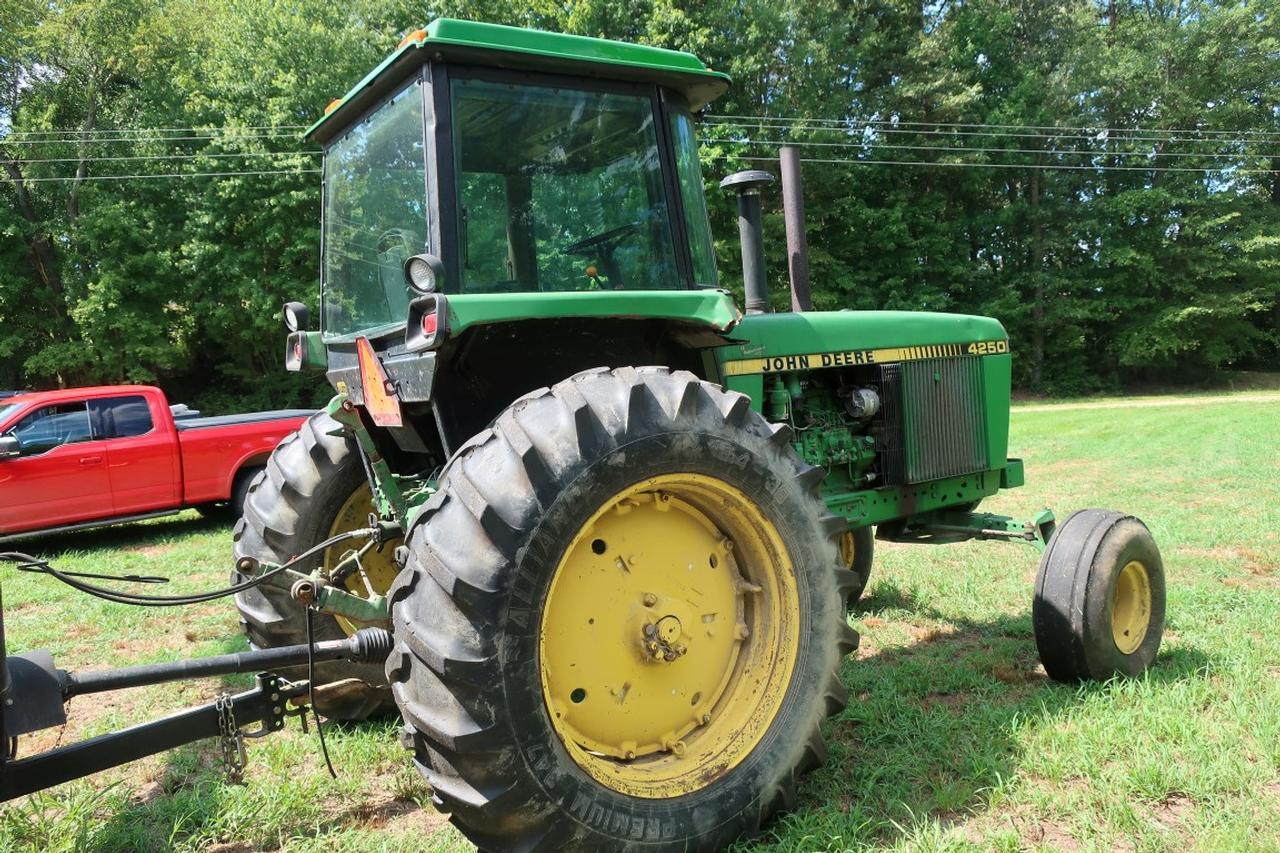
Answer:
[232,19,1166,850]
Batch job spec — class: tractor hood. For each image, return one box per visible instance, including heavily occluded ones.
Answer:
[718,310,1009,374]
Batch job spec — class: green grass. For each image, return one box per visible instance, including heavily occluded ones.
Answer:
[3,391,1279,851]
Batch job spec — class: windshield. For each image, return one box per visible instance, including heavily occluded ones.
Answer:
[322,79,428,338]
[452,78,680,293]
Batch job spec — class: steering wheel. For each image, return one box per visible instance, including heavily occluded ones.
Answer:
[564,222,641,256]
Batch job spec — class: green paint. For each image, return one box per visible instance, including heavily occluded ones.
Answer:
[889,507,1058,552]
[314,583,389,623]
[301,330,327,370]
[307,18,730,140]
[717,309,1007,361]
[824,469,1002,527]
[325,394,409,522]
[444,288,740,335]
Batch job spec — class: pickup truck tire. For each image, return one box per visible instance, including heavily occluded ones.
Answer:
[232,412,394,720]
[195,465,264,520]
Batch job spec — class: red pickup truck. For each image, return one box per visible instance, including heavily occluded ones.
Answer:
[0,385,310,540]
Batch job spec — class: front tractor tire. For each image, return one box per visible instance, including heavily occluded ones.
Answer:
[387,367,859,851]
[1033,509,1166,682]
[232,411,400,720]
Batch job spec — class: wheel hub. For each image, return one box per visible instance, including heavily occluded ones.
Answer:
[1111,559,1152,654]
[539,473,800,799]
[325,482,401,635]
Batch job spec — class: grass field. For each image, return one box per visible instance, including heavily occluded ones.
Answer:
[2,390,1278,851]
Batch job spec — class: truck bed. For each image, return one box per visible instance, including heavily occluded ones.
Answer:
[174,410,314,431]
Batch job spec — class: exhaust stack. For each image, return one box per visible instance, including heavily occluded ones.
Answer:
[779,146,813,312]
[720,170,775,314]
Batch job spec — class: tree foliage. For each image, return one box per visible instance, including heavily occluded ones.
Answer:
[2,0,1277,407]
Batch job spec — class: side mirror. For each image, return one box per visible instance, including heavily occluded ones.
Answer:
[0,435,19,458]
[283,301,310,333]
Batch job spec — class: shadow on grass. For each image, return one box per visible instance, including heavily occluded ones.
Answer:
[752,581,1212,849]
[10,513,229,561]
[79,625,406,851]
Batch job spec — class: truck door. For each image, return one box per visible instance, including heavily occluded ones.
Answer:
[89,395,180,515]
[0,402,112,534]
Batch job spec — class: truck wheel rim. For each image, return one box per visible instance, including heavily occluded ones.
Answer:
[1111,560,1151,655]
[539,473,801,799]
[325,482,401,635]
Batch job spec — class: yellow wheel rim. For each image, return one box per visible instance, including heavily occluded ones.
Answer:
[324,482,401,635]
[839,529,858,570]
[1111,560,1152,655]
[539,473,800,799]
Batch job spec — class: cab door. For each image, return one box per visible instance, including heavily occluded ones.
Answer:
[0,402,113,534]
[90,395,180,515]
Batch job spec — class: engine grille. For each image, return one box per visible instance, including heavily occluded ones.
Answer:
[877,356,989,484]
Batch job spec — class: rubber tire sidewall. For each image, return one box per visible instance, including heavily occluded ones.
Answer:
[232,412,393,718]
[502,431,837,847]
[1033,509,1165,682]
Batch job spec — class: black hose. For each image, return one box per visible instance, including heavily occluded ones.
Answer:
[0,528,371,607]
[306,606,338,779]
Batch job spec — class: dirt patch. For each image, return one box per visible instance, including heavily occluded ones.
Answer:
[988,660,1046,685]
[920,692,968,713]
[1181,545,1280,575]
[342,793,421,829]
[384,799,450,836]
[1149,792,1194,843]
[129,543,175,557]
[1221,575,1280,590]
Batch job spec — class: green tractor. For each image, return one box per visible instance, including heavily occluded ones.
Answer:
[232,19,1166,850]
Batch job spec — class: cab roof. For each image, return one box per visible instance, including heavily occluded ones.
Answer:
[305,18,731,144]
[0,385,156,410]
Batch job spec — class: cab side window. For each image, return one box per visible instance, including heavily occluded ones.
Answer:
[8,403,94,456]
[89,396,154,439]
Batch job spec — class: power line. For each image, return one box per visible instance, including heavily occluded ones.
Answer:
[706,114,1280,142]
[10,151,321,165]
[1,124,309,139]
[15,168,320,183]
[706,117,1280,149]
[706,153,1280,174]
[1,131,306,147]
[702,136,1272,161]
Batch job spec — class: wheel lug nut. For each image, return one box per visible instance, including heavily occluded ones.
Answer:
[643,593,657,607]
[643,622,657,637]
[734,623,750,640]
[700,713,711,725]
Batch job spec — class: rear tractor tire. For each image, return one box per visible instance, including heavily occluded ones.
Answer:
[387,367,860,850]
[1033,509,1165,682]
[232,411,401,720]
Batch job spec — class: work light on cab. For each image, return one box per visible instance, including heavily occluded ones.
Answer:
[403,253,444,295]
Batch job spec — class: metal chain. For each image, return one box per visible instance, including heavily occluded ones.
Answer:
[214,693,247,783]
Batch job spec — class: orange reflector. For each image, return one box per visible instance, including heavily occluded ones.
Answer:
[398,28,427,50]
[324,98,342,115]
[356,337,403,427]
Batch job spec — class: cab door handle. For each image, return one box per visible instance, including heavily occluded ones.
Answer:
[79,456,103,465]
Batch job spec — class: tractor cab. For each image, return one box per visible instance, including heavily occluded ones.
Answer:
[307,19,726,341]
